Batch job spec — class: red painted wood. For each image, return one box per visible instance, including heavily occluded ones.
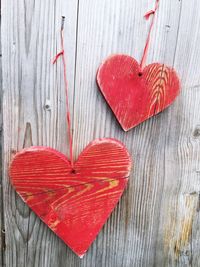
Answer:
[97,54,180,131]
[9,138,132,257]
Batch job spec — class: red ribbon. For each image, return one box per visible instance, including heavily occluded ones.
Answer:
[140,0,160,70]
[53,21,74,169]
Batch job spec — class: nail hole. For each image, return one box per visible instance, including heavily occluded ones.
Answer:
[44,100,51,111]
[138,72,143,77]
[71,169,76,174]
[11,149,17,155]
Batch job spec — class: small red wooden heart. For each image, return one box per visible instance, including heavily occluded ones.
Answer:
[97,54,180,131]
[9,138,131,257]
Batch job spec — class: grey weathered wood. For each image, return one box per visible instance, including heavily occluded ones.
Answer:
[1,0,79,266]
[1,0,200,266]
[0,2,4,264]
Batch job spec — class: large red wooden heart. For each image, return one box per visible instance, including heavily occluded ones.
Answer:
[9,138,131,257]
[97,54,180,131]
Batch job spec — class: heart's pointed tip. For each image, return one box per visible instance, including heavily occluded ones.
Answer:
[78,254,85,259]
[73,249,87,259]
[121,125,130,132]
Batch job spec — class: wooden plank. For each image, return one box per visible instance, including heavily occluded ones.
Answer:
[0,2,4,263]
[154,85,200,267]
[155,0,200,265]
[1,0,79,266]
[2,0,200,266]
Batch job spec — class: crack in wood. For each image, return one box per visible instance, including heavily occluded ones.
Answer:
[1,229,5,252]
[23,122,33,148]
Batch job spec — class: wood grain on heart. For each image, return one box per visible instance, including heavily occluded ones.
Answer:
[97,54,180,131]
[9,138,132,257]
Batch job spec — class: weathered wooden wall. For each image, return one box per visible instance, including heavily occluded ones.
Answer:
[1,0,200,266]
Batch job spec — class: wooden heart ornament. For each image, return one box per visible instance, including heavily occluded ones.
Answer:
[97,54,180,131]
[9,138,132,257]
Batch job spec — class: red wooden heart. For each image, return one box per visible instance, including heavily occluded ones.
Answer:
[97,54,180,131]
[9,138,131,257]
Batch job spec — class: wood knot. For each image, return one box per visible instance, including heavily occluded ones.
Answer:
[193,126,200,138]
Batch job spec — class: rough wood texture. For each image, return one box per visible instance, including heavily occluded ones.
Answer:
[1,0,200,266]
[9,139,131,258]
[97,55,180,131]
[0,3,3,263]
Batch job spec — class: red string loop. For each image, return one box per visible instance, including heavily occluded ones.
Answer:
[53,25,74,168]
[144,10,155,20]
[140,0,160,70]
[52,50,64,64]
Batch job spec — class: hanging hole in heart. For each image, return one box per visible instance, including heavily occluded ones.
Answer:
[71,169,77,174]
[138,72,143,77]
